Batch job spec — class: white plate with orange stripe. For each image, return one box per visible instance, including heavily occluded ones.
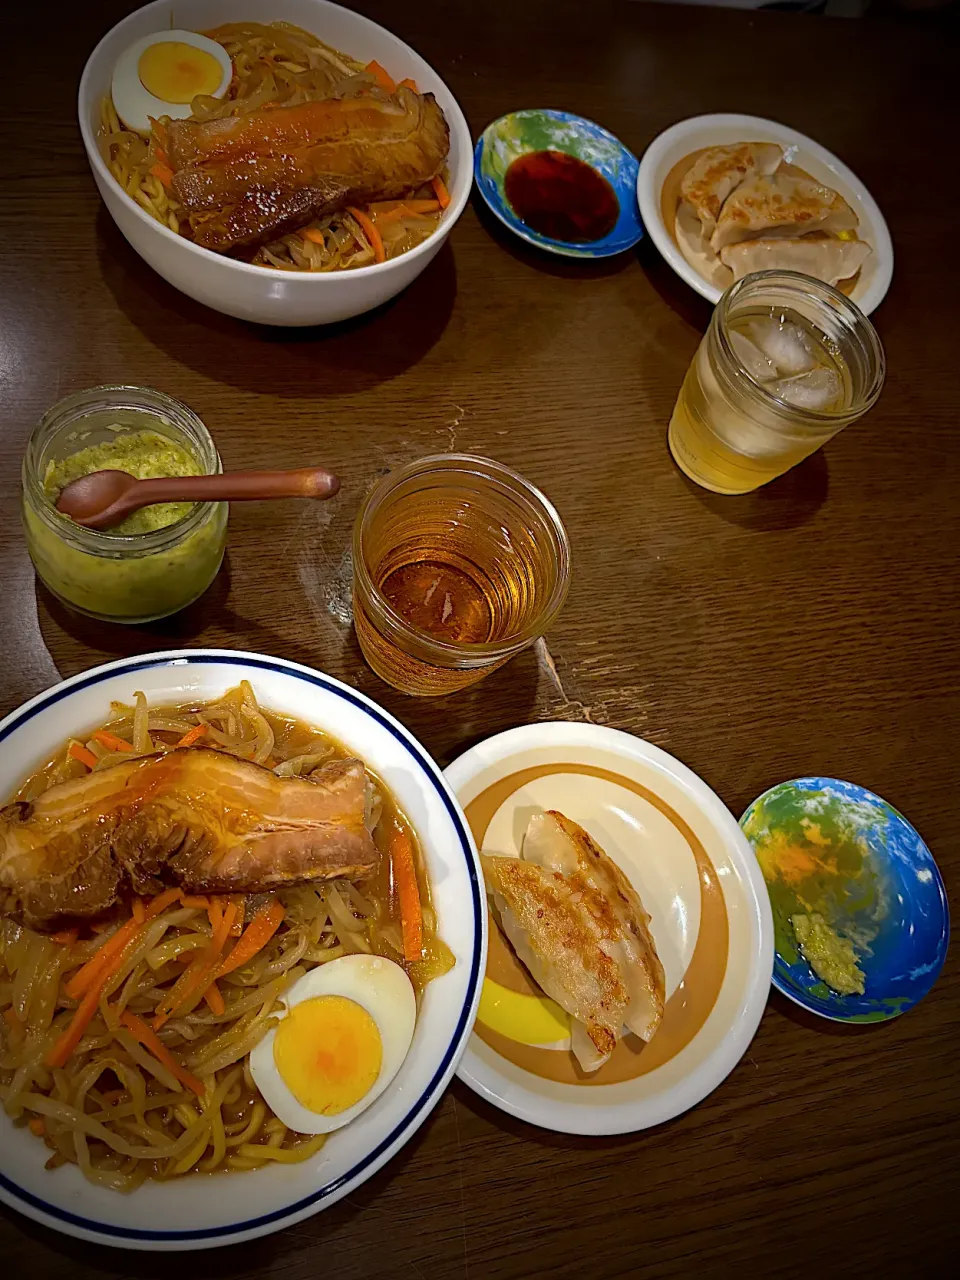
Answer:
[445,723,773,1135]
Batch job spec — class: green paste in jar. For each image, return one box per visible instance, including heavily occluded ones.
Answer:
[25,426,227,623]
[44,429,200,534]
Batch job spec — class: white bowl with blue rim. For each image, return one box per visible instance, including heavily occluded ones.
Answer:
[741,777,948,1024]
[474,109,643,259]
[0,650,485,1250]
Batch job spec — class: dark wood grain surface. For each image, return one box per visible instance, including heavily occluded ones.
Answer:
[2,0,958,1274]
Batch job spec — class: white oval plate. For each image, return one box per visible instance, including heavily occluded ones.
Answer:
[637,113,893,316]
[0,650,485,1250]
[446,723,773,1135]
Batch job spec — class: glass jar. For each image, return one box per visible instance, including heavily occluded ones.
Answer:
[668,271,885,494]
[353,454,572,696]
[22,386,228,623]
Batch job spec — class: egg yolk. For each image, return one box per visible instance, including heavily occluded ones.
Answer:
[138,42,223,104]
[273,995,383,1116]
[477,978,571,1045]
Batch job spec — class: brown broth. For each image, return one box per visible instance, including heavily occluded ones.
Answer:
[661,145,862,296]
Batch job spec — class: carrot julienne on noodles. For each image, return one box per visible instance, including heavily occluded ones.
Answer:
[97,20,451,272]
[0,682,453,1189]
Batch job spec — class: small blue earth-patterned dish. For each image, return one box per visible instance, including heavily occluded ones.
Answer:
[474,109,643,258]
[741,778,949,1024]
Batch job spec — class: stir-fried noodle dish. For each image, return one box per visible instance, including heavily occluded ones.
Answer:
[0,683,452,1190]
[99,21,452,271]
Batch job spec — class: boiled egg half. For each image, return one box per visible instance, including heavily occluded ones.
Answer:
[250,954,416,1135]
[111,30,232,135]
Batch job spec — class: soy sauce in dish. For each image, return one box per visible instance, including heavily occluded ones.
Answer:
[504,150,619,243]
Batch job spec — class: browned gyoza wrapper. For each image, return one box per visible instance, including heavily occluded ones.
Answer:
[164,87,449,252]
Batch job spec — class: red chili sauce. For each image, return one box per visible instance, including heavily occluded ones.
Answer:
[503,150,619,243]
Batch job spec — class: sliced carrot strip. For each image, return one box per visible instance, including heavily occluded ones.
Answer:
[431,175,451,209]
[347,206,385,264]
[302,227,325,245]
[375,202,442,228]
[178,894,210,909]
[147,887,182,917]
[207,898,223,933]
[203,982,225,1015]
[365,60,396,93]
[68,742,98,771]
[369,199,441,216]
[64,891,180,1001]
[398,77,418,91]
[46,981,104,1068]
[65,917,141,999]
[153,902,236,1027]
[28,1117,45,1136]
[50,928,79,945]
[175,723,208,749]
[150,162,174,188]
[92,730,134,753]
[119,1010,205,1098]
[389,825,423,962]
[215,900,285,979]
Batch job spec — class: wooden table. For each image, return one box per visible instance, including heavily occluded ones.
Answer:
[2,0,957,1273]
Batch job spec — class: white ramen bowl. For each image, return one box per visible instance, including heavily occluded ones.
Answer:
[637,113,894,316]
[0,650,484,1250]
[78,0,473,326]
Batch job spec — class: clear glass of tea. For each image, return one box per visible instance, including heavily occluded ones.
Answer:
[353,455,571,696]
[668,270,885,494]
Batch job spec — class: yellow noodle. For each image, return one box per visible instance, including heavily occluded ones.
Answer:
[224,1100,266,1147]
[236,1134,326,1162]
[88,1091,182,1124]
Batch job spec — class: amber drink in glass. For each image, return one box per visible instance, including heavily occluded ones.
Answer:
[668,270,885,494]
[353,455,571,696]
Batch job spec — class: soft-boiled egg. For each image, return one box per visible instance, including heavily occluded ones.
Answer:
[250,955,416,1135]
[111,31,231,135]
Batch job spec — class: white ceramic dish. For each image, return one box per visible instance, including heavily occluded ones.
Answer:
[0,650,484,1250]
[446,723,773,1136]
[637,113,893,316]
[78,0,472,326]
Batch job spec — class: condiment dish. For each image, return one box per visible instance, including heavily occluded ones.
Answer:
[475,109,643,259]
[741,777,948,1023]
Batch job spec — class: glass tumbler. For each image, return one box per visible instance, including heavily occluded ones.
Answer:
[353,454,571,696]
[668,270,885,494]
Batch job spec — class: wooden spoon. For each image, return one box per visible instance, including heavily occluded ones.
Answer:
[56,466,341,531]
